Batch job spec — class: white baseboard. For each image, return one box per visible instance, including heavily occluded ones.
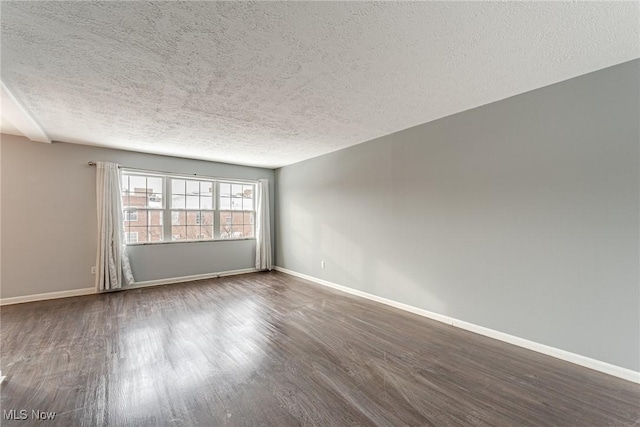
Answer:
[0,287,96,306]
[131,268,259,289]
[0,268,259,305]
[274,266,640,384]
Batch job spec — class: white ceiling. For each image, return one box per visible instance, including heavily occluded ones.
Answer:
[1,2,638,168]
[1,80,50,142]
[0,116,23,138]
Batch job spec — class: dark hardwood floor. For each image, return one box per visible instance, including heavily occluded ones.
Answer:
[1,271,638,426]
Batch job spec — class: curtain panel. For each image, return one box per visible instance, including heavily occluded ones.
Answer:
[255,178,272,271]
[95,161,135,291]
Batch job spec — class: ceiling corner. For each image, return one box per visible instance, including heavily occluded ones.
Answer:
[1,80,51,143]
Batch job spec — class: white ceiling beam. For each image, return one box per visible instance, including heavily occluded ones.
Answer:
[1,80,50,143]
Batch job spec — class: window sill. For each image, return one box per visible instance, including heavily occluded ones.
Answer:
[126,238,256,246]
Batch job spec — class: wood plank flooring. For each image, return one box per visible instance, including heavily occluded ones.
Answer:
[1,271,638,426]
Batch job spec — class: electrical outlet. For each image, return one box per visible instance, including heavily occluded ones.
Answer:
[91,266,97,275]
[321,261,325,269]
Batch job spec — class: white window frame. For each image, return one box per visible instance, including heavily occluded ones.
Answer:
[121,170,257,245]
[216,181,256,241]
[168,177,216,242]
[121,173,165,244]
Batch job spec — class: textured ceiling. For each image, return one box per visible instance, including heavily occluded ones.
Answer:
[1,2,638,168]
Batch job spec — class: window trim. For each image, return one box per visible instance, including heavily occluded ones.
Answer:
[122,169,257,245]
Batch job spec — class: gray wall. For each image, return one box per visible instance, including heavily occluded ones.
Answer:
[275,60,640,371]
[0,135,274,297]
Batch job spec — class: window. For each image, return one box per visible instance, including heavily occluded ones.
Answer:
[218,182,255,239]
[124,210,138,222]
[171,178,214,241]
[122,171,256,244]
[121,174,164,243]
[125,232,139,243]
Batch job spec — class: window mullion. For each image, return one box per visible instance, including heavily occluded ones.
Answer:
[145,177,150,242]
[214,181,221,239]
[164,176,171,242]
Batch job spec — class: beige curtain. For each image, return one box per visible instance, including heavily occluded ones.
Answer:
[95,161,134,291]
[255,178,272,270]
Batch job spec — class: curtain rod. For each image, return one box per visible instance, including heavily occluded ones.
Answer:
[87,162,260,184]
